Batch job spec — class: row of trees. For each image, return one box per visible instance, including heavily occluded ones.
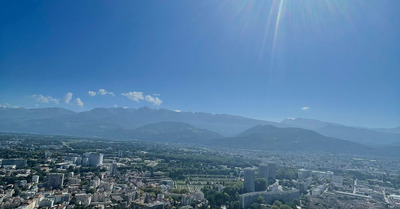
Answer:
[202,181,244,209]
[249,198,295,209]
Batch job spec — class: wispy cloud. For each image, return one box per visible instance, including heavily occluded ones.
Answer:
[64,92,73,104]
[121,91,144,102]
[173,110,181,113]
[31,94,60,104]
[98,89,115,96]
[88,91,97,96]
[145,95,162,106]
[75,98,84,106]
[301,106,310,111]
[1,103,20,108]
[0,103,11,108]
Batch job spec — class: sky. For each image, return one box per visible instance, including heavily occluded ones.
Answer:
[0,0,399,128]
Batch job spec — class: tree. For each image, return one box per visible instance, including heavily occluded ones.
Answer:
[273,200,283,207]
[229,201,240,209]
[249,203,262,209]
[268,178,275,185]
[255,178,267,192]
[255,196,265,204]
[270,200,293,209]
[87,188,95,194]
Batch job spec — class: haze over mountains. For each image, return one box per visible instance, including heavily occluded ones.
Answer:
[373,126,400,134]
[208,125,375,155]
[0,107,399,150]
[280,118,400,146]
[0,106,275,137]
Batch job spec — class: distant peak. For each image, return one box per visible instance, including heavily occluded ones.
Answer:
[137,106,154,111]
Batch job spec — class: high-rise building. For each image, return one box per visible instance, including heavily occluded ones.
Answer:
[76,157,82,165]
[268,163,276,179]
[259,164,269,181]
[82,158,89,166]
[47,173,64,189]
[111,163,118,175]
[88,153,103,166]
[118,150,123,158]
[244,168,255,193]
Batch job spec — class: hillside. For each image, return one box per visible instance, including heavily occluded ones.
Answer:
[209,125,373,155]
[119,121,222,143]
[281,118,400,145]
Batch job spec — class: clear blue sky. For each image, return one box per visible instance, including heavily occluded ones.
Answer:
[0,0,399,128]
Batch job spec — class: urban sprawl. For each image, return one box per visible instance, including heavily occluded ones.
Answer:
[0,134,399,209]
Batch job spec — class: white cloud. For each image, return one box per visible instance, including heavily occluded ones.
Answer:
[75,98,84,106]
[286,117,296,120]
[88,89,114,96]
[31,94,60,104]
[123,106,128,109]
[98,89,107,95]
[121,91,144,102]
[98,89,115,96]
[0,103,20,108]
[301,107,310,111]
[145,95,163,106]
[88,91,97,96]
[113,104,118,108]
[0,103,10,108]
[64,92,73,104]
[173,110,181,113]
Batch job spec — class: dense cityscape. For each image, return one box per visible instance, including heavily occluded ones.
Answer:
[1,1,400,208]
[0,133,399,209]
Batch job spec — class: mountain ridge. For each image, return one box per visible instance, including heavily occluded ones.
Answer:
[206,125,374,155]
[280,118,400,145]
[0,107,399,145]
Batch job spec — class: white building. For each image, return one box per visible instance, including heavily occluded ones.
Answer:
[75,194,92,206]
[89,153,103,166]
[32,175,39,184]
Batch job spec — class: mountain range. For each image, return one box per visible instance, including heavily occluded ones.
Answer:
[206,125,376,155]
[0,106,275,137]
[0,107,399,151]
